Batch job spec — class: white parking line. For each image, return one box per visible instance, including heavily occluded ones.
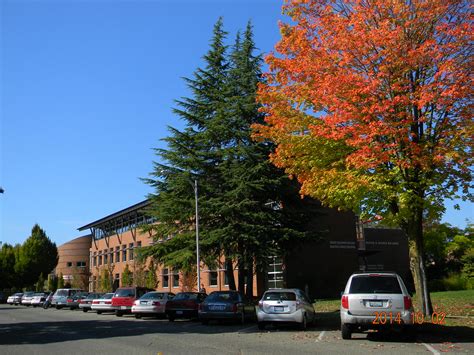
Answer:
[422,342,440,355]
[314,331,326,342]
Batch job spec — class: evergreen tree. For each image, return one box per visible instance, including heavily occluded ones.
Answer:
[0,243,17,289]
[35,273,45,292]
[48,274,58,292]
[14,224,58,288]
[143,19,321,296]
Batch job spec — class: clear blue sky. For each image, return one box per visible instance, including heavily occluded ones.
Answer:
[1,0,472,247]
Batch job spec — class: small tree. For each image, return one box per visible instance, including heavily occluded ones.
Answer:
[47,274,58,292]
[145,259,158,289]
[35,273,45,292]
[99,269,110,292]
[57,272,64,289]
[121,264,132,287]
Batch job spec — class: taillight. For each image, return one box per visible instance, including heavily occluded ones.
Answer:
[341,295,349,309]
[67,299,73,303]
[92,301,99,304]
[403,296,412,310]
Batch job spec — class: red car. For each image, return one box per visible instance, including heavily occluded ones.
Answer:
[112,287,153,317]
[165,292,207,321]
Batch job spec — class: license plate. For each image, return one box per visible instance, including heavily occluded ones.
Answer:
[274,306,284,312]
[369,301,383,307]
[209,305,225,311]
[176,311,183,315]
[141,301,148,305]
[121,306,127,310]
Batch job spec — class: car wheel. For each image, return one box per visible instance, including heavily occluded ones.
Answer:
[96,310,102,315]
[341,323,352,339]
[299,314,307,330]
[257,322,265,330]
[33,305,37,308]
[115,310,123,317]
[56,306,62,310]
[135,314,141,319]
[168,313,175,322]
[82,308,88,312]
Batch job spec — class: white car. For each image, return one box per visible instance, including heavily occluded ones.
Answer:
[131,292,175,319]
[7,293,23,305]
[340,272,414,339]
[21,291,36,306]
[256,289,316,330]
[91,293,116,314]
[31,292,50,307]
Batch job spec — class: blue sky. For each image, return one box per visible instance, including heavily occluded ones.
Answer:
[1,0,472,247]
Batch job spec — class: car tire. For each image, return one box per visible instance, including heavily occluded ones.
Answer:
[96,310,102,315]
[168,314,175,322]
[299,314,307,330]
[341,323,352,339]
[135,314,141,319]
[56,306,62,310]
[115,310,123,317]
[82,308,88,312]
[33,305,37,308]
[257,322,265,330]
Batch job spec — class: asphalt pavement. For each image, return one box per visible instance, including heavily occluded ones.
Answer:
[0,305,472,354]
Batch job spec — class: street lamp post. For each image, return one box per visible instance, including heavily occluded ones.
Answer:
[192,180,201,292]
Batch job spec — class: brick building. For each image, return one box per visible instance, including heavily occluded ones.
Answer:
[56,234,92,289]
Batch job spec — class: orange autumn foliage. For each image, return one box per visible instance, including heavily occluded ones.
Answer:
[254,0,473,219]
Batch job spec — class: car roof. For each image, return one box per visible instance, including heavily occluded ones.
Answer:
[351,272,399,277]
[264,288,301,293]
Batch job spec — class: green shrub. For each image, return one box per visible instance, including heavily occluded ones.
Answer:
[430,273,470,291]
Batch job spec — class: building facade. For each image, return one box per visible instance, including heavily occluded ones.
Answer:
[56,234,92,289]
[78,199,411,298]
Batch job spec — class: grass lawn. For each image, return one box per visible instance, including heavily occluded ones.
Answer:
[315,289,474,328]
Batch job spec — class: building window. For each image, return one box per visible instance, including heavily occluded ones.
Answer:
[137,241,142,248]
[129,243,134,260]
[93,252,97,267]
[76,261,86,268]
[103,250,108,264]
[122,245,127,262]
[162,268,169,288]
[66,262,72,267]
[115,247,120,262]
[172,269,179,288]
[209,271,218,287]
[109,248,114,263]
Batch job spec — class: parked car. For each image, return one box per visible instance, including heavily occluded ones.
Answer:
[198,290,250,325]
[112,287,153,317]
[256,288,316,330]
[340,272,414,339]
[51,288,84,309]
[7,293,23,305]
[131,292,175,319]
[79,292,103,312]
[65,292,89,310]
[31,292,51,307]
[165,292,207,321]
[91,293,116,314]
[21,291,36,306]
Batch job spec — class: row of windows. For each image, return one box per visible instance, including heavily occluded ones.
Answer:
[66,261,87,268]
[91,241,142,267]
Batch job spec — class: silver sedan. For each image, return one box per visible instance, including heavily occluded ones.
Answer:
[131,292,175,319]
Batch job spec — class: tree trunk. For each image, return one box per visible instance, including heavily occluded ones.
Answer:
[407,206,433,316]
[225,258,236,290]
[237,245,246,296]
[245,258,254,300]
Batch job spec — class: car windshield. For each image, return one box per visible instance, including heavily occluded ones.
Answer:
[264,292,297,301]
[349,275,402,294]
[33,293,44,296]
[141,292,164,300]
[55,290,68,297]
[206,292,239,302]
[174,293,198,301]
[103,293,114,299]
[114,289,135,297]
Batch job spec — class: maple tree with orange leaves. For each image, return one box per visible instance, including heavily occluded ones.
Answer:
[255,0,473,316]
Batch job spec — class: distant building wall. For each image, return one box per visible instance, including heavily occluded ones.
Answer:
[56,235,92,288]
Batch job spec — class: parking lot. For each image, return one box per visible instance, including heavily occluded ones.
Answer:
[1,305,473,354]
